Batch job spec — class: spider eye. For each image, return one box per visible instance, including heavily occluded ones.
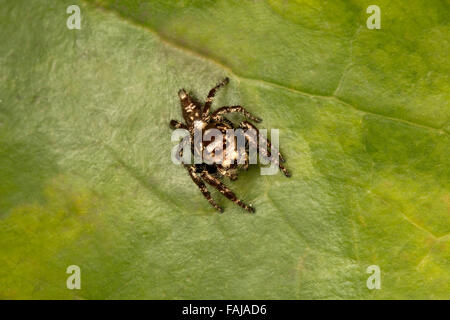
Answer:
[178,89,188,100]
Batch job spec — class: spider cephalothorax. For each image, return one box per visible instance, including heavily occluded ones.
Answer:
[170,78,290,213]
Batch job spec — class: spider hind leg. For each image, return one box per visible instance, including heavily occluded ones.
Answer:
[186,165,223,213]
[201,171,255,213]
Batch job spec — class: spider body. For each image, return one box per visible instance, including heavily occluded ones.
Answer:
[170,78,290,213]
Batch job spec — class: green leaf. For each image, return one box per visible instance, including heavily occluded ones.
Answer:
[0,0,448,299]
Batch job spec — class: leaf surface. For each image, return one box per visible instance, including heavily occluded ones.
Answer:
[0,0,448,299]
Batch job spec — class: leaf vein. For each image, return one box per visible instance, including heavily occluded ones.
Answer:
[84,1,447,135]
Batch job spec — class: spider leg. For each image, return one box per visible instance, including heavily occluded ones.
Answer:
[170,120,188,130]
[213,115,234,128]
[212,106,262,123]
[202,77,229,118]
[186,165,223,213]
[217,166,238,181]
[239,121,290,177]
[201,171,255,213]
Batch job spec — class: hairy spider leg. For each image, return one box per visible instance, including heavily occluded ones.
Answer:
[186,165,224,213]
[201,171,255,213]
[212,106,262,123]
[170,119,188,130]
[213,116,234,129]
[217,166,238,181]
[239,121,291,177]
[202,77,230,118]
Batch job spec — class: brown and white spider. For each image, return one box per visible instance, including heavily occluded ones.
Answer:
[170,77,290,213]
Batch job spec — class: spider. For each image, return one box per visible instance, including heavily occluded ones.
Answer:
[170,77,290,213]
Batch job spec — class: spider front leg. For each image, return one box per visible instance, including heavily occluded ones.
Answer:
[239,121,290,177]
[212,106,262,123]
[186,165,223,213]
[202,77,229,118]
[201,171,255,213]
[214,116,234,129]
[170,120,188,130]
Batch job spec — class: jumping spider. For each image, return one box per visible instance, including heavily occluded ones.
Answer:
[170,77,290,213]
